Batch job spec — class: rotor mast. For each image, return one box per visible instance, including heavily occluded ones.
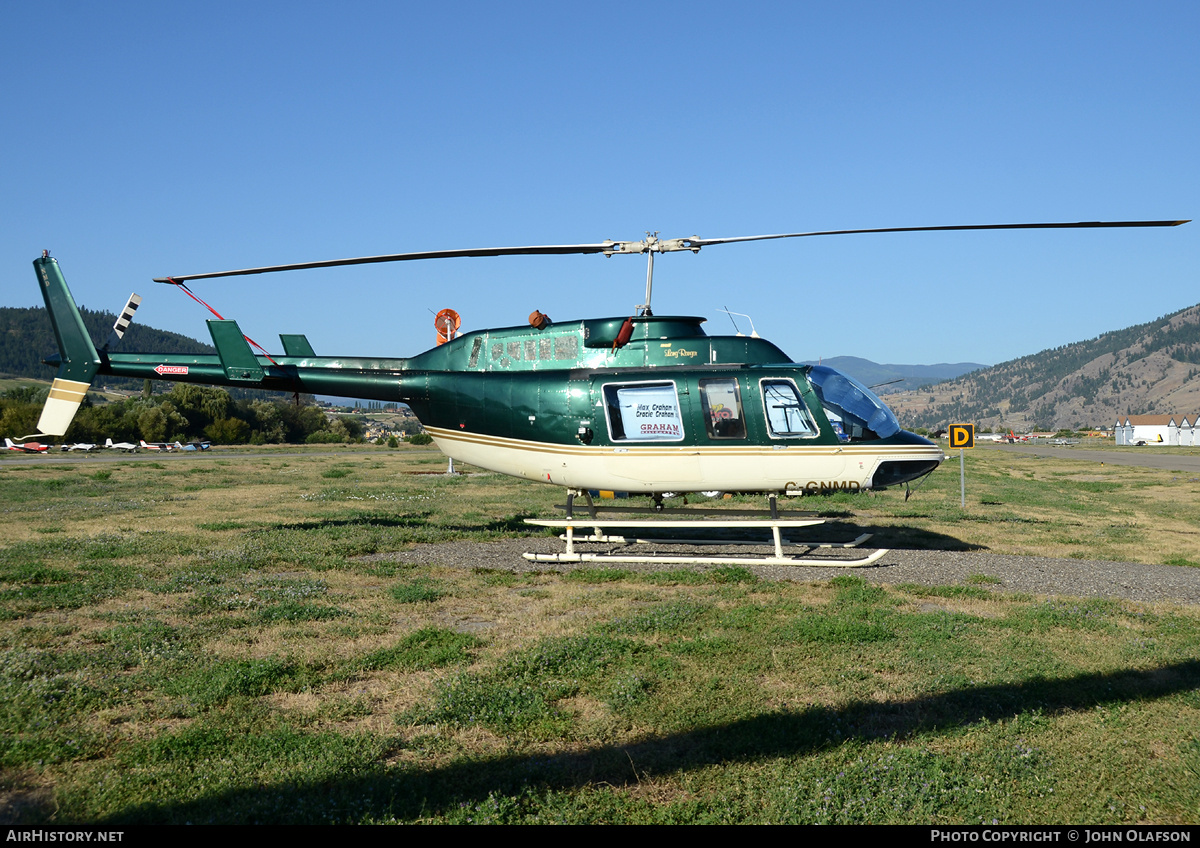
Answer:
[643,247,654,316]
[599,232,704,316]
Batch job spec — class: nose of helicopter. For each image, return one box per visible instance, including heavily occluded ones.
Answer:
[870,429,945,489]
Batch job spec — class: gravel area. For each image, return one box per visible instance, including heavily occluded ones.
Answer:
[371,537,1200,606]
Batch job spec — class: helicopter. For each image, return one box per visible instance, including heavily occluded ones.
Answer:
[30,220,1186,518]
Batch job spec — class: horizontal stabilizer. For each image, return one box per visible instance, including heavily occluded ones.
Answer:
[280,334,316,357]
[207,320,265,382]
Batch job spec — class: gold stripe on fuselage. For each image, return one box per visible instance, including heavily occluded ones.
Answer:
[425,426,943,459]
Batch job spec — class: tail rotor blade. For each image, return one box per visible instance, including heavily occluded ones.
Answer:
[104,293,142,350]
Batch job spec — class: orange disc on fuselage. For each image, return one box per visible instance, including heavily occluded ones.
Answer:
[435,308,461,345]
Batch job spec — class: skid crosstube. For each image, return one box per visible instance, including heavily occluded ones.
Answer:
[523,495,886,567]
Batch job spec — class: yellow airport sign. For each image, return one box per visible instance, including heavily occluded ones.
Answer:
[949,423,975,449]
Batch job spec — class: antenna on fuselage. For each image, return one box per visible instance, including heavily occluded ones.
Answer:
[723,305,741,335]
[719,309,760,338]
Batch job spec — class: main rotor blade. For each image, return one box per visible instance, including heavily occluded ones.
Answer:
[678,220,1190,250]
[153,219,1188,283]
[153,242,626,282]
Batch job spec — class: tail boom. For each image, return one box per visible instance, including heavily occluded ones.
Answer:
[33,256,421,436]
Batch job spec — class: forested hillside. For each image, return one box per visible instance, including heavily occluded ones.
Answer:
[0,306,213,384]
[1,306,298,402]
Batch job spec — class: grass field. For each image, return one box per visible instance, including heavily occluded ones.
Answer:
[1,445,1197,824]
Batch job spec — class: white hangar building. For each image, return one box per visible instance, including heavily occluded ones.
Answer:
[1113,414,1198,446]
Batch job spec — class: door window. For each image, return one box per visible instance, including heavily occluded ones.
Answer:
[699,378,746,439]
[603,382,685,441]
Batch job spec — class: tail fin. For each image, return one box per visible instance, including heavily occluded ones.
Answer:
[34,256,101,436]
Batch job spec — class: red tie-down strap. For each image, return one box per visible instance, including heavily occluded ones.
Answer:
[165,279,280,367]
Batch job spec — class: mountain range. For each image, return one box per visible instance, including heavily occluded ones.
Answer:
[803,357,986,393]
[885,303,1200,432]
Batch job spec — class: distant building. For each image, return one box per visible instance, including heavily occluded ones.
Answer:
[1114,414,1196,446]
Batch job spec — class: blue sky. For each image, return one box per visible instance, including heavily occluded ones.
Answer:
[3,2,1196,367]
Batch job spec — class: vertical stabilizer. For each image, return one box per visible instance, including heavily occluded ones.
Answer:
[34,255,101,435]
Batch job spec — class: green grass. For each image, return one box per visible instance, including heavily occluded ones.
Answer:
[343,627,484,676]
[390,577,446,604]
[158,657,308,708]
[967,573,1003,585]
[898,582,993,600]
[407,634,643,736]
[607,599,711,635]
[0,445,1197,824]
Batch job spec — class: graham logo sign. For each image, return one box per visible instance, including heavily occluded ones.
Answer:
[949,423,975,449]
[154,364,189,376]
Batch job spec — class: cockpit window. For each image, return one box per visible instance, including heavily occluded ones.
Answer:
[807,365,900,441]
[760,379,818,438]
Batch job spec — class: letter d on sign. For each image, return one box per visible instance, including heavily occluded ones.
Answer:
[950,423,974,507]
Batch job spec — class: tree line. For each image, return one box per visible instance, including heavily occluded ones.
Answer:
[1,383,364,445]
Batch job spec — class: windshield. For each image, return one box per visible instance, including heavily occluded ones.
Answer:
[807,365,900,441]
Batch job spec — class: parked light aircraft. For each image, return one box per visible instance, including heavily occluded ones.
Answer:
[5,437,49,453]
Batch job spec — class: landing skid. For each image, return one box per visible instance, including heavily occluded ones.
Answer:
[522,491,888,568]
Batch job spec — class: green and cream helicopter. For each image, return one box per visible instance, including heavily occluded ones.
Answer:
[31,219,1186,563]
